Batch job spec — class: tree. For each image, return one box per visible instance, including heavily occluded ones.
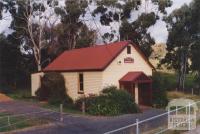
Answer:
[0,1,27,89]
[92,0,141,42]
[0,34,23,89]
[92,0,172,57]
[120,12,157,57]
[190,0,200,87]
[53,0,97,52]
[161,1,199,90]
[7,0,59,71]
[152,0,172,14]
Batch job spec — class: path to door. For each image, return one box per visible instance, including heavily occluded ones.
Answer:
[0,100,166,134]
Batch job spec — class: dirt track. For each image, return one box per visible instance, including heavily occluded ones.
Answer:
[0,93,12,102]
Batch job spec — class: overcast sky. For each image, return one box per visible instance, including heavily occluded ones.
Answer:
[150,0,192,43]
[0,0,193,44]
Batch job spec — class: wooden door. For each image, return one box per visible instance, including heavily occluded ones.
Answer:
[138,83,151,106]
[121,83,135,99]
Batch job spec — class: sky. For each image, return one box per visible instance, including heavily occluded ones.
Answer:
[0,0,193,44]
[81,0,193,44]
[150,0,193,43]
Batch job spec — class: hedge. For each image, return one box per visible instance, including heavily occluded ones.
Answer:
[35,72,73,105]
[76,86,140,116]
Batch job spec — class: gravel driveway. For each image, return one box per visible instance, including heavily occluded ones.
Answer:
[0,101,166,134]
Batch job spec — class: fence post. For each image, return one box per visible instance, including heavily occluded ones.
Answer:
[192,88,194,95]
[60,104,63,122]
[168,108,170,129]
[136,119,139,134]
[188,102,191,130]
[82,94,86,114]
[7,116,10,126]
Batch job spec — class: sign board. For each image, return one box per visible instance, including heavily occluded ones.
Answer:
[124,57,134,63]
[166,99,198,131]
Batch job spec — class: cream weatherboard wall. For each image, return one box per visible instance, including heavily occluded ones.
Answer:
[62,72,103,100]
[31,72,44,96]
[102,44,153,88]
[31,72,103,100]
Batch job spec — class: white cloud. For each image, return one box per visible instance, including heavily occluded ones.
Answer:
[148,19,168,43]
[0,11,13,35]
[0,0,194,44]
[166,0,192,14]
[148,0,192,44]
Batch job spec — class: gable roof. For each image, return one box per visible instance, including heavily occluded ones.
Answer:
[119,72,152,83]
[43,41,154,72]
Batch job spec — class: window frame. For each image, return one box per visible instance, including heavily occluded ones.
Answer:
[127,45,131,54]
[78,73,84,94]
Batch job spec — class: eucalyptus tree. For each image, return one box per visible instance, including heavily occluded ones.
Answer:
[190,0,200,87]
[92,0,172,57]
[161,0,200,90]
[120,12,157,57]
[7,0,60,71]
[52,0,97,52]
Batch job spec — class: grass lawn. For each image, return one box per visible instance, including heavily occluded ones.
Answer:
[155,72,197,91]
[6,89,83,115]
[167,91,200,101]
[41,103,83,115]
[0,112,50,132]
[6,89,37,102]
[167,91,200,110]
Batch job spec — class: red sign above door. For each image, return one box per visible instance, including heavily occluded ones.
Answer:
[124,57,134,63]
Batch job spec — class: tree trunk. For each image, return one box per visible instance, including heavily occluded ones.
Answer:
[38,63,42,72]
[177,70,181,91]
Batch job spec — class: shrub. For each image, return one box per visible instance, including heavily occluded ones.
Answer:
[75,86,140,116]
[35,72,73,105]
[152,72,169,108]
[0,85,13,94]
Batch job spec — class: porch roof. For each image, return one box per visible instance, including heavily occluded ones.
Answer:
[119,72,152,83]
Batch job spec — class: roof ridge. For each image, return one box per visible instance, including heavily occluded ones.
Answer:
[64,40,130,52]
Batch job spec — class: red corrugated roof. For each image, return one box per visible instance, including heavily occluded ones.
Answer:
[119,72,152,83]
[44,41,154,72]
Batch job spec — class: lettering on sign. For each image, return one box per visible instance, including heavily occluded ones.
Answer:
[124,57,134,63]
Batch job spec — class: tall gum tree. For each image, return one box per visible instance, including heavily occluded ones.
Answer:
[92,0,172,57]
[8,0,59,71]
[161,0,200,90]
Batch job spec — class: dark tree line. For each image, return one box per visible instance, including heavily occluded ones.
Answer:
[3,0,196,91]
[0,0,97,89]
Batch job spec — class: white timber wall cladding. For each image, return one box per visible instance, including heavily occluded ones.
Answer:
[62,72,103,100]
[61,72,79,100]
[32,72,103,101]
[31,72,44,96]
[102,44,153,88]
[83,72,103,96]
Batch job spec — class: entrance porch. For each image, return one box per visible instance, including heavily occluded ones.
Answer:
[119,72,152,106]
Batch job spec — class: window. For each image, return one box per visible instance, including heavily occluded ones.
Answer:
[127,46,131,54]
[78,73,84,93]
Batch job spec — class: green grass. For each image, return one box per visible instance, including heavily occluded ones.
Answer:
[6,89,38,103]
[0,112,51,132]
[7,89,31,99]
[167,91,200,101]
[41,103,83,115]
[167,91,200,115]
[6,89,84,115]
[155,72,197,90]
